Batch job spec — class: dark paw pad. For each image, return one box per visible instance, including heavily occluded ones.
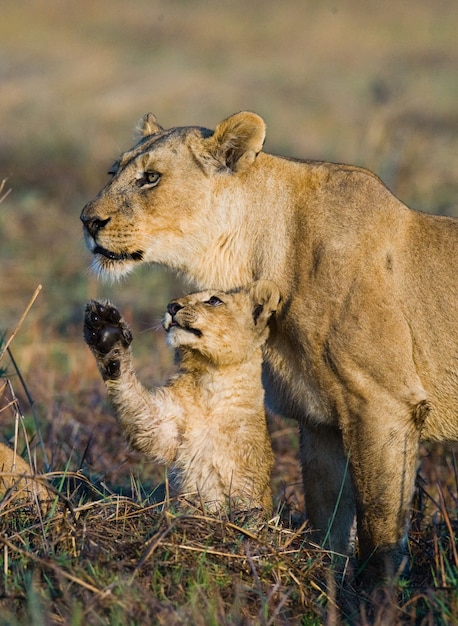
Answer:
[105,359,121,378]
[84,300,132,354]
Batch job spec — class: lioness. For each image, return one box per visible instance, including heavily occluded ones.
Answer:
[81,111,458,578]
[83,280,279,514]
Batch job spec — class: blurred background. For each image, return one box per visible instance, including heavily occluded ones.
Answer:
[0,0,457,493]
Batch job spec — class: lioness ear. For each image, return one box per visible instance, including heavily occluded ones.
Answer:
[250,280,281,326]
[207,112,266,173]
[139,113,163,137]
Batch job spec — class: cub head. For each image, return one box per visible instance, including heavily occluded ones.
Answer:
[80,112,266,284]
[163,280,280,365]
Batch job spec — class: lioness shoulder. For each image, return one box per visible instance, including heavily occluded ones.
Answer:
[84,280,280,514]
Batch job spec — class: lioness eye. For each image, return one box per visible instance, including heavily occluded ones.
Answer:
[205,296,224,306]
[137,171,161,187]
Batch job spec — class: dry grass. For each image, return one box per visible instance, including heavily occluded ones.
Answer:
[0,495,329,625]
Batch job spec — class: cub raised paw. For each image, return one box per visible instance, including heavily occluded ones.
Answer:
[84,300,133,379]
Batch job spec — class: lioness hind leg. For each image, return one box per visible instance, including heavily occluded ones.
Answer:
[84,300,133,379]
[300,422,357,555]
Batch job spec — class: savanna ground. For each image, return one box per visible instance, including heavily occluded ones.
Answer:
[0,1,457,623]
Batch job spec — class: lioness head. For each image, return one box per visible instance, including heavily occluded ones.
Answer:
[80,112,266,287]
[163,280,280,365]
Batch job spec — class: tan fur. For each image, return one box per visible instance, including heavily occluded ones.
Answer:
[81,111,458,578]
[84,281,279,514]
[0,441,48,505]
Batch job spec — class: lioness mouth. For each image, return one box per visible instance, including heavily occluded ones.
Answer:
[94,245,144,262]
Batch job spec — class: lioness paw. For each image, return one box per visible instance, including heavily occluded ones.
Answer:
[83,300,132,355]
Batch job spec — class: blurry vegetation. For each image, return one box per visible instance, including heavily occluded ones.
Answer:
[0,0,457,622]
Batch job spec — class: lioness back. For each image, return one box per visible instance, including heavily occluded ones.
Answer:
[81,111,458,580]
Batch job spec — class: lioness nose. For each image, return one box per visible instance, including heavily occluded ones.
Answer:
[81,215,111,238]
[167,302,184,317]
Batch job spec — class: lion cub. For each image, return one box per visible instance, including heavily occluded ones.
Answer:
[0,441,49,506]
[84,280,280,514]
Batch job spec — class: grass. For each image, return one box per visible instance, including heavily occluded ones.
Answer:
[1,0,458,622]
[0,465,327,624]
[0,469,457,625]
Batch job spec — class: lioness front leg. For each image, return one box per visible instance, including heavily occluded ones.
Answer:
[343,410,423,580]
[84,300,180,463]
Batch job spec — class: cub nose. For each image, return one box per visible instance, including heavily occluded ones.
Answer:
[81,215,111,238]
[167,302,184,317]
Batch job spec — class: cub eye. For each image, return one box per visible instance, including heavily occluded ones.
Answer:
[137,171,161,188]
[205,296,224,307]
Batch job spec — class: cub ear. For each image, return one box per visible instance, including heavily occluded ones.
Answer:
[139,113,163,137]
[206,111,266,173]
[249,280,281,326]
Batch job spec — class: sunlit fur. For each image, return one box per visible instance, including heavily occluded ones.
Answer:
[0,442,49,505]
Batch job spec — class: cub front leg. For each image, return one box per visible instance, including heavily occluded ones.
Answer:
[84,300,133,380]
[84,300,180,464]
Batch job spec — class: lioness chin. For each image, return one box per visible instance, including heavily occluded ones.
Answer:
[83,281,279,514]
[81,110,458,581]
